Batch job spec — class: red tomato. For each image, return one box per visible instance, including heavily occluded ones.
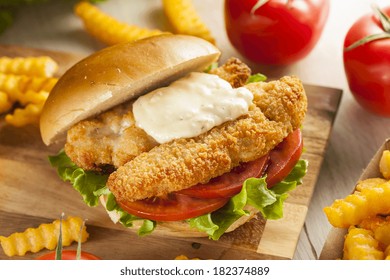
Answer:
[343,6,390,117]
[265,129,303,187]
[118,194,229,221]
[179,129,302,198]
[118,129,302,221]
[224,0,330,65]
[36,250,100,260]
[177,155,269,199]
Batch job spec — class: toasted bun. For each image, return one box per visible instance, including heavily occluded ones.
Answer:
[40,34,221,145]
[99,196,258,238]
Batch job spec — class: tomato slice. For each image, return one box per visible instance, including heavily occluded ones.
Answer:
[117,193,229,221]
[177,155,269,199]
[177,129,303,197]
[36,250,101,260]
[265,129,303,187]
[117,129,303,221]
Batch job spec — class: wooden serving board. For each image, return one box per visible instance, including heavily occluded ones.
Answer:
[0,45,342,260]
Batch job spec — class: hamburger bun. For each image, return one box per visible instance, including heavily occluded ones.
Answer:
[40,34,221,145]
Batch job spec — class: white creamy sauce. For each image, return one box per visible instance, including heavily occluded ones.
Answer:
[132,72,253,144]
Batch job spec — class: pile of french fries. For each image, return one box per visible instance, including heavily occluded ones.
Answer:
[0,1,214,128]
[324,150,390,260]
[74,0,215,45]
[0,56,58,127]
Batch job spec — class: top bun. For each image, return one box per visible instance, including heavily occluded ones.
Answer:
[40,34,221,145]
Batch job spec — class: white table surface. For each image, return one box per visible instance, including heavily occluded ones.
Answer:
[1,0,390,260]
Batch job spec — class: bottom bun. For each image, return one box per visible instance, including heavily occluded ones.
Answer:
[99,196,258,238]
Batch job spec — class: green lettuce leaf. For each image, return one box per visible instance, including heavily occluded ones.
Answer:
[189,159,308,240]
[49,150,108,207]
[48,150,156,236]
[247,73,267,84]
[49,150,307,240]
[105,191,156,236]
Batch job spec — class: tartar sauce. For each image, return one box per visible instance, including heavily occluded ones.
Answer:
[132,72,253,144]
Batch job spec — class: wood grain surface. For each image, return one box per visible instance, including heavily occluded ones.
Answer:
[0,45,342,260]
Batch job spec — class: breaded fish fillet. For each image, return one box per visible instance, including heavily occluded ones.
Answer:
[107,76,307,202]
[65,103,157,171]
[64,58,251,171]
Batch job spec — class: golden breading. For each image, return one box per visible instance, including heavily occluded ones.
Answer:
[65,102,157,171]
[107,76,307,202]
[64,58,253,171]
[209,57,251,88]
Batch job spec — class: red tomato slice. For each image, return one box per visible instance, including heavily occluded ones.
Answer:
[265,129,303,187]
[177,155,269,199]
[118,129,302,221]
[36,250,100,260]
[117,193,229,222]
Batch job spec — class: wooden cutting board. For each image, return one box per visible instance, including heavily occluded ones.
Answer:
[0,45,342,260]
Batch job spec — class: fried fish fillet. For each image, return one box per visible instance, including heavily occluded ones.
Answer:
[107,76,307,202]
[65,102,157,171]
[64,58,251,171]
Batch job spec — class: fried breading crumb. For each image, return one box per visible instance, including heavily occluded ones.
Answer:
[209,57,251,88]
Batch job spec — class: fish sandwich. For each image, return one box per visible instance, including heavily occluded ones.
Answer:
[40,34,308,240]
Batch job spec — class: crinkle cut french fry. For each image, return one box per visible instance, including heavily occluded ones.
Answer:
[162,0,215,44]
[3,88,49,127]
[380,150,390,179]
[17,90,49,106]
[0,91,12,114]
[175,255,200,260]
[5,101,44,127]
[343,226,384,260]
[324,181,390,228]
[1,89,50,126]
[385,245,390,260]
[355,178,387,192]
[0,56,58,77]
[0,216,89,257]
[0,73,57,102]
[74,2,166,45]
[360,216,390,247]
[324,150,390,260]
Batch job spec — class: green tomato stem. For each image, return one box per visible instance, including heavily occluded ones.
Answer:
[344,32,390,52]
[345,5,390,51]
[372,4,390,33]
